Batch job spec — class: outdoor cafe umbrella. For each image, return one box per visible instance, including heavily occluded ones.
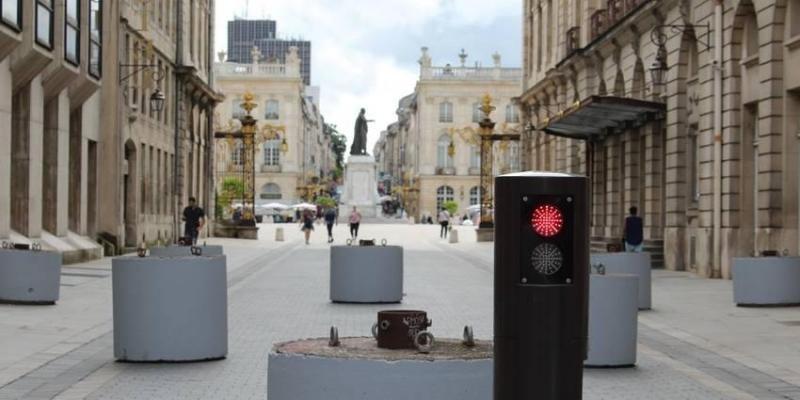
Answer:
[291,203,318,211]
[261,203,289,210]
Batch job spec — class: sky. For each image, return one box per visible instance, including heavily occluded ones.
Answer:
[214,0,523,152]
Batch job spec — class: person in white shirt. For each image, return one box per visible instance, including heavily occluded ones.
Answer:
[438,209,451,239]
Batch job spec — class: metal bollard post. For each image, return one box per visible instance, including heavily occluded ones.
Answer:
[494,172,589,400]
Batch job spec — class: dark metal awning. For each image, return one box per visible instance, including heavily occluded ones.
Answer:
[541,96,665,141]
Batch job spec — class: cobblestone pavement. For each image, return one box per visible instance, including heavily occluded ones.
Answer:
[1,223,800,399]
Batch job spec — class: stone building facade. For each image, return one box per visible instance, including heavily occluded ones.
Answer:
[0,0,105,262]
[214,48,333,209]
[98,0,221,250]
[520,0,800,277]
[379,48,523,221]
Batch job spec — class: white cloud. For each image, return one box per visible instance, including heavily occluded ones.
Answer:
[214,0,521,150]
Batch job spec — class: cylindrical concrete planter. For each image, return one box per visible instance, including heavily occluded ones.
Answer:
[733,257,800,306]
[590,252,652,310]
[330,246,403,303]
[0,249,62,304]
[112,255,228,362]
[585,273,638,368]
[149,245,224,257]
[268,337,492,400]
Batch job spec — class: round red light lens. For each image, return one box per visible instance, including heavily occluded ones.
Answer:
[530,204,564,237]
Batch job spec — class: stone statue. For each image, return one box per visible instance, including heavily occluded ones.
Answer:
[350,108,372,156]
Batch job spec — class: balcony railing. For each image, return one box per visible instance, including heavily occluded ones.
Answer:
[566,27,580,55]
[260,165,281,173]
[426,66,522,81]
[589,0,647,42]
[590,9,608,39]
[435,167,456,176]
[215,62,298,78]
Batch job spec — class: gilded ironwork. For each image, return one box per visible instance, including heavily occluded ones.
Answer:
[479,94,521,228]
[214,91,288,225]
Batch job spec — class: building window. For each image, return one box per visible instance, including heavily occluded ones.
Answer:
[231,142,244,166]
[89,0,102,78]
[36,0,54,49]
[1,0,22,31]
[437,134,453,168]
[509,142,521,171]
[505,104,520,123]
[265,100,279,120]
[436,186,455,211]
[472,102,482,123]
[65,0,80,64]
[439,101,453,123]
[470,186,480,206]
[791,0,800,38]
[470,145,480,169]
[232,97,246,119]
[263,140,280,166]
[260,183,282,200]
[688,125,700,203]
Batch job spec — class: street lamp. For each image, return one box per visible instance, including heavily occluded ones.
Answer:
[120,40,168,109]
[648,22,711,95]
[150,88,166,113]
[280,138,289,154]
[649,45,668,95]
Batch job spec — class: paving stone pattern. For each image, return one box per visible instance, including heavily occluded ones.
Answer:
[0,224,799,399]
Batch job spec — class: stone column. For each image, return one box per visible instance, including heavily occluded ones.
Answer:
[42,91,70,236]
[0,59,11,239]
[11,77,45,238]
[756,34,784,252]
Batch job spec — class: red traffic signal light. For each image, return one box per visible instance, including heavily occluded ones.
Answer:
[530,204,564,237]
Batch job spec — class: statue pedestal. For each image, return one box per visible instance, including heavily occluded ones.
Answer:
[339,155,381,220]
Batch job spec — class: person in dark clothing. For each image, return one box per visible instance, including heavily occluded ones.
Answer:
[324,208,337,243]
[301,210,315,245]
[182,197,205,245]
[623,206,644,252]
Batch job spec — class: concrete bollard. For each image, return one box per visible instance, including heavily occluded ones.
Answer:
[150,245,223,257]
[112,255,228,362]
[585,273,638,368]
[268,337,492,400]
[0,248,62,304]
[330,246,403,303]
[590,252,652,310]
[733,257,800,306]
[449,229,459,244]
[275,227,285,242]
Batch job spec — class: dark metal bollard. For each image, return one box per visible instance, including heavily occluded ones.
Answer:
[494,172,590,400]
[372,310,432,350]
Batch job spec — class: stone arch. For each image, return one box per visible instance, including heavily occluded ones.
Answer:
[729,0,760,255]
[436,185,455,211]
[260,183,282,200]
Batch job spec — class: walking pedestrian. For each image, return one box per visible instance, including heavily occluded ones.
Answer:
[301,210,315,245]
[349,206,362,239]
[324,207,337,243]
[438,208,451,239]
[181,197,205,245]
[623,206,644,252]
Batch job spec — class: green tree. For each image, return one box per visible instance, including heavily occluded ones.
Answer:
[325,123,348,170]
[442,200,459,215]
[217,178,245,216]
[315,196,337,209]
